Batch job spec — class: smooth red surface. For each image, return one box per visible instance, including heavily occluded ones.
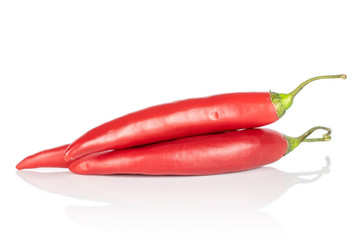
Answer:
[69,128,288,175]
[65,92,278,161]
[16,145,70,170]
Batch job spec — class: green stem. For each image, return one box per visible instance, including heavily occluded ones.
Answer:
[271,74,346,118]
[289,74,346,99]
[284,126,332,155]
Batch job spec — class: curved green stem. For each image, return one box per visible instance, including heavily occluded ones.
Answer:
[284,126,332,155]
[271,74,346,118]
[289,74,346,98]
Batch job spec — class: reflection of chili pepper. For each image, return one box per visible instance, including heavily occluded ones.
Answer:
[68,127,331,175]
[64,74,345,162]
[16,145,69,170]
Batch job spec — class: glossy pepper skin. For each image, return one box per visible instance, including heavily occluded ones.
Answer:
[68,128,288,175]
[16,145,70,170]
[64,74,345,161]
[65,93,278,161]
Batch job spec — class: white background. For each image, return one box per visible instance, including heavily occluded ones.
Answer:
[1,1,359,239]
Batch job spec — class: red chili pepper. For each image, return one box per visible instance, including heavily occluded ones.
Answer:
[16,145,70,170]
[64,74,345,161]
[68,127,331,175]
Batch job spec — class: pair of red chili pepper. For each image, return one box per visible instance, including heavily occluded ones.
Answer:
[16,74,345,175]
